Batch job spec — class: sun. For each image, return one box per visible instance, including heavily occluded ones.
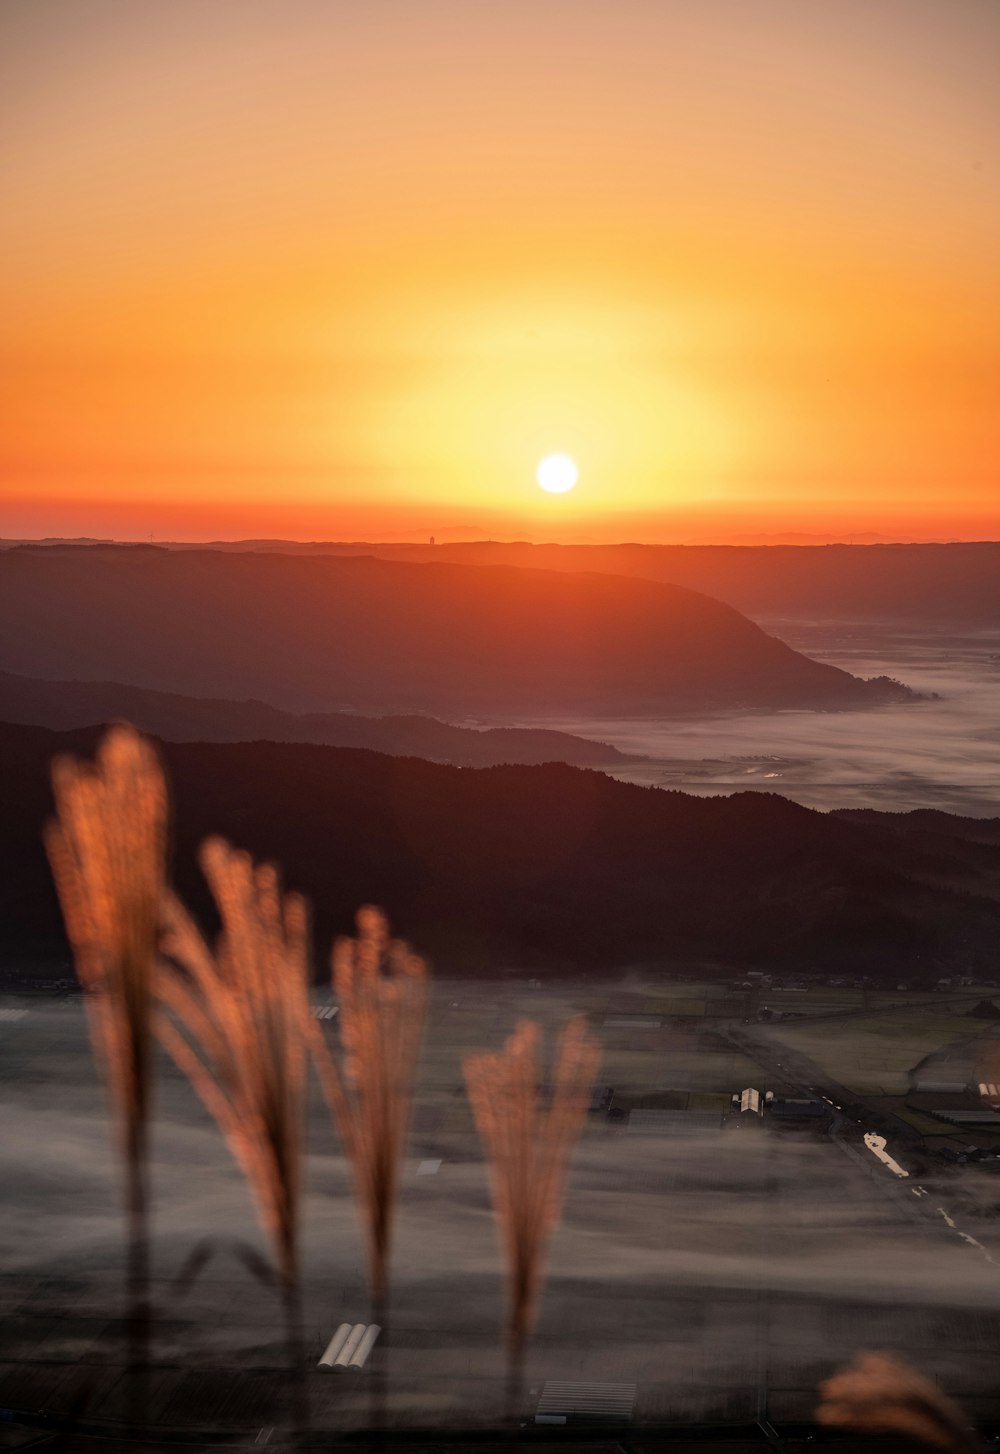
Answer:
[535,452,578,494]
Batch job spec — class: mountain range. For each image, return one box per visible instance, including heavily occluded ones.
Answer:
[4,721,998,982]
[0,669,628,767]
[123,538,1000,626]
[0,545,912,716]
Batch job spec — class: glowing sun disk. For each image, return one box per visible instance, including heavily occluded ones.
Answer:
[536,453,578,494]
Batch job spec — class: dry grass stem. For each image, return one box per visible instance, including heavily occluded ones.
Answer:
[45,724,168,1177]
[45,723,168,1424]
[464,1015,601,1358]
[156,837,311,1288]
[816,1352,980,1454]
[309,907,428,1302]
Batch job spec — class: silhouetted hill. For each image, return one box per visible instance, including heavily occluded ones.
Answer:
[834,808,1000,877]
[0,546,912,715]
[3,722,998,982]
[0,670,629,768]
[169,539,1000,626]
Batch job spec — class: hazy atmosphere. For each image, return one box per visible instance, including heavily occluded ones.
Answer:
[2,3,999,1452]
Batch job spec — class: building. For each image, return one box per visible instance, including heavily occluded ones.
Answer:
[766,1097,828,1122]
[626,1108,723,1134]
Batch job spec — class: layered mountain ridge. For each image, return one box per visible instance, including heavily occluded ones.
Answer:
[0,669,629,767]
[75,537,998,626]
[0,545,912,716]
[3,721,997,981]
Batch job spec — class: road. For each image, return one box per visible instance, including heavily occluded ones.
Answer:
[722,1019,1000,1273]
[721,1021,924,1151]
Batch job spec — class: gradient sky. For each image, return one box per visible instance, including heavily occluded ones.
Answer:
[2,0,998,542]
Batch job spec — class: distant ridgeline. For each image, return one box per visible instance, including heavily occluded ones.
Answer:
[0,545,917,715]
[139,538,1000,627]
[3,721,998,982]
[0,670,631,768]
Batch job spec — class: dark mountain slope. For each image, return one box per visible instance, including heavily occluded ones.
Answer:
[837,809,1000,845]
[0,546,911,715]
[834,808,1000,888]
[0,670,629,768]
[3,722,997,981]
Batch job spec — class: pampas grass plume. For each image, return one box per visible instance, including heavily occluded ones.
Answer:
[156,837,310,1288]
[309,906,428,1304]
[464,1014,600,1358]
[817,1352,980,1454]
[45,724,167,1172]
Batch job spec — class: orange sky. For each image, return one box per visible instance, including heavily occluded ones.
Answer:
[2,0,998,543]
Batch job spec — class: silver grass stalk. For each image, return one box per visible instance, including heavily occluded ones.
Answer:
[156,838,312,1432]
[45,724,167,1186]
[155,836,311,1292]
[464,1015,600,1375]
[44,723,168,1421]
[309,906,428,1305]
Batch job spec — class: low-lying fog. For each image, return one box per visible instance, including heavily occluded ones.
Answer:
[5,1067,1000,1425]
[536,626,1000,816]
[6,996,1000,1426]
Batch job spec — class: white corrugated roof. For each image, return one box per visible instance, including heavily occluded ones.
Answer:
[536,1380,636,1423]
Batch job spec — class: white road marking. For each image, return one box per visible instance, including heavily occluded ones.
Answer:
[936,1208,998,1265]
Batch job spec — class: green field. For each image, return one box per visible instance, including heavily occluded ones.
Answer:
[889,1105,958,1136]
[421,980,1000,1102]
[763,1010,999,1093]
